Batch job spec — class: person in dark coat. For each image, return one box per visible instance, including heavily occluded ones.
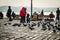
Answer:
[6,6,12,21]
[56,8,60,20]
[0,11,3,19]
[12,11,16,19]
[41,10,44,16]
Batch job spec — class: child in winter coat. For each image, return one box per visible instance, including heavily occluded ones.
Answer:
[27,13,30,23]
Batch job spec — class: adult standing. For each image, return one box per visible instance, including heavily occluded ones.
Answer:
[19,7,26,25]
[0,11,3,19]
[56,8,60,20]
[6,6,12,21]
[41,10,44,16]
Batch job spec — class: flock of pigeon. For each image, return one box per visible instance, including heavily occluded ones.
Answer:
[3,21,60,33]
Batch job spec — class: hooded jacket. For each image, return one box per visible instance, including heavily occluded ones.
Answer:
[19,7,26,16]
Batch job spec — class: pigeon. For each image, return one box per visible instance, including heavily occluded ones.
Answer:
[47,25,51,30]
[53,29,56,33]
[55,22,58,24]
[58,24,60,27]
[37,22,40,27]
[28,24,34,30]
[31,22,36,27]
[29,27,34,30]
[56,27,60,31]
[18,24,21,27]
[41,28,46,31]
[28,24,30,27]
[4,23,7,25]
[23,24,27,27]
[8,23,11,25]
[41,23,47,31]
[49,23,54,28]
[12,23,20,27]
[12,24,17,26]
[54,26,57,29]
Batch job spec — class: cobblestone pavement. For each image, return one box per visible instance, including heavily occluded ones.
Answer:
[0,19,60,40]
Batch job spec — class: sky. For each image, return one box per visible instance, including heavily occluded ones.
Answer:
[0,0,60,8]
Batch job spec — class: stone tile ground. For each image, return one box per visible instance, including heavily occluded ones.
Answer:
[0,19,60,40]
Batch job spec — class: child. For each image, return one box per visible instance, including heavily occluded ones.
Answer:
[27,13,30,23]
[12,11,16,19]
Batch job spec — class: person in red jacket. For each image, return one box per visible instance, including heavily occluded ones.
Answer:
[19,7,26,25]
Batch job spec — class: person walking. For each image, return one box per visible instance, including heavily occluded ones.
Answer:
[56,8,60,20]
[6,6,12,21]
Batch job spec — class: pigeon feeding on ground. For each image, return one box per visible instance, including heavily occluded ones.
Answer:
[41,23,47,31]
[23,24,27,27]
[55,22,58,24]
[12,23,20,27]
[49,23,54,28]
[56,28,60,31]
[56,24,60,31]
[29,26,34,30]
[53,29,56,33]
[8,23,11,25]
[18,24,21,27]
[47,24,51,30]
[28,24,34,30]
[4,23,7,25]
[58,23,60,27]
[37,22,40,27]
[53,26,57,33]
[4,23,11,25]
[31,22,36,27]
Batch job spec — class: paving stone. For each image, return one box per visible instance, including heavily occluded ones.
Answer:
[0,19,60,40]
[0,37,9,40]
[15,37,26,40]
